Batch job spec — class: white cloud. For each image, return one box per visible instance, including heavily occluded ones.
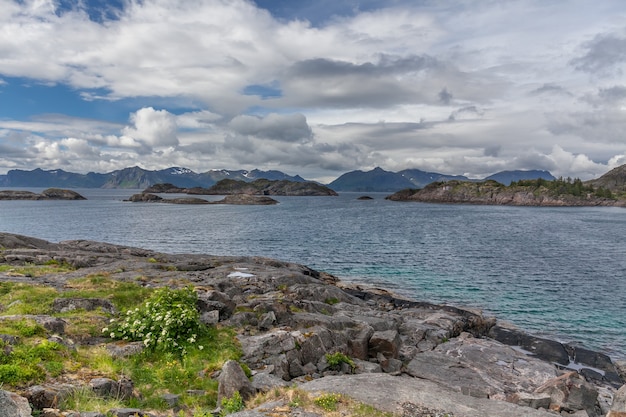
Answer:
[122,107,178,147]
[1,0,626,182]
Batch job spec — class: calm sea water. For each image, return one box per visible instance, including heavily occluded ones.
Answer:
[1,188,625,359]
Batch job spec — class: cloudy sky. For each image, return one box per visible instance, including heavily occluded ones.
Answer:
[1,0,625,182]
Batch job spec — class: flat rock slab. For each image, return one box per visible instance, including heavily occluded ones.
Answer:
[300,374,556,417]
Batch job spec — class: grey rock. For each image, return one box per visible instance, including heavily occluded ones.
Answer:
[106,341,144,358]
[0,390,32,417]
[52,298,117,314]
[258,311,276,330]
[607,384,626,417]
[368,330,401,359]
[353,359,382,374]
[107,409,152,417]
[161,393,180,407]
[89,377,134,401]
[534,371,598,416]
[25,384,76,410]
[346,325,374,360]
[218,360,256,403]
[251,372,290,392]
[200,310,220,325]
[509,392,552,409]
[301,373,556,417]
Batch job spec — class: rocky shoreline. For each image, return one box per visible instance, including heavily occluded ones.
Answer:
[0,232,624,417]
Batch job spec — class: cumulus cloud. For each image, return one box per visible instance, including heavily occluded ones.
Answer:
[122,107,178,147]
[1,1,626,182]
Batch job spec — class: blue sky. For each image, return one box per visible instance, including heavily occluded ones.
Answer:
[1,0,625,182]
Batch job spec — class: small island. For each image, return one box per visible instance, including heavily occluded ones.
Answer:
[143,178,338,196]
[0,188,86,200]
[126,193,278,205]
[386,178,626,207]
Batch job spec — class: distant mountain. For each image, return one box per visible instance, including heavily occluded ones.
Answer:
[0,167,307,189]
[398,169,469,188]
[584,164,626,193]
[328,167,415,192]
[484,170,555,186]
[328,167,558,192]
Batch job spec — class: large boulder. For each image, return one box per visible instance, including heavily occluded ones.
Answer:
[406,333,558,401]
[0,390,32,417]
[368,330,401,359]
[534,371,599,416]
[217,360,255,403]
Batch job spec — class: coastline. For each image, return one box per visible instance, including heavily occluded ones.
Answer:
[0,232,624,416]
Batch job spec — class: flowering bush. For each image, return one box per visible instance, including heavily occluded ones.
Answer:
[104,286,204,356]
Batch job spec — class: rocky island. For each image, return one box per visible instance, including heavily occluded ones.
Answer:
[386,178,626,207]
[144,179,338,196]
[126,193,279,205]
[0,232,624,417]
[0,188,86,200]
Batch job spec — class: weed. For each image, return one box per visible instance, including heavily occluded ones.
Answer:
[324,297,340,305]
[220,391,244,415]
[313,393,342,411]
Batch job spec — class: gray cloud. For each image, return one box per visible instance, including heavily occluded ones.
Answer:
[571,33,626,75]
[438,87,453,105]
[228,113,313,142]
[598,85,626,102]
[529,83,572,96]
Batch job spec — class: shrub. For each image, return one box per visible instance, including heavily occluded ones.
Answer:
[220,391,244,415]
[105,286,205,356]
[325,352,355,371]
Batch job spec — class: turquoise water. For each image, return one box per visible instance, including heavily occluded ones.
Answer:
[1,189,625,359]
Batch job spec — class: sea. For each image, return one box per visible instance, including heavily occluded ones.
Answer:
[1,188,625,360]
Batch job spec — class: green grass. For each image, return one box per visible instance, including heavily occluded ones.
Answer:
[0,275,243,413]
[0,262,75,277]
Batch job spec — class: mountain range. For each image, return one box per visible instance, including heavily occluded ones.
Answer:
[0,166,561,192]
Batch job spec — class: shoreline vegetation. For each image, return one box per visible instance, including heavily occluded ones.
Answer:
[0,232,624,417]
[386,177,626,207]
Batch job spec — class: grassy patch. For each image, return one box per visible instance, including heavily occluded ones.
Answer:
[0,282,58,314]
[249,387,398,417]
[0,262,74,277]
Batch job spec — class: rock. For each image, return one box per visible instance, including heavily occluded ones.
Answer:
[607,384,626,417]
[126,193,163,202]
[89,377,134,401]
[251,372,290,392]
[212,194,278,205]
[161,393,180,408]
[0,189,86,201]
[25,384,75,410]
[346,325,374,360]
[489,325,570,365]
[301,373,556,417]
[0,390,32,417]
[534,371,599,416]
[106,341,144,358]
[508,392,552,410]
[40,188,86,200]
[107,409,152,417]
[200,310,220,325]
[217,360,256,403]
[368,330,401,359]
[353,359,382,374]
[405,334,559,401]
[52,298,117,314]
[36,316,67,334]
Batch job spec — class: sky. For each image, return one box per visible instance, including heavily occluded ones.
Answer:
[1,0,626,182]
